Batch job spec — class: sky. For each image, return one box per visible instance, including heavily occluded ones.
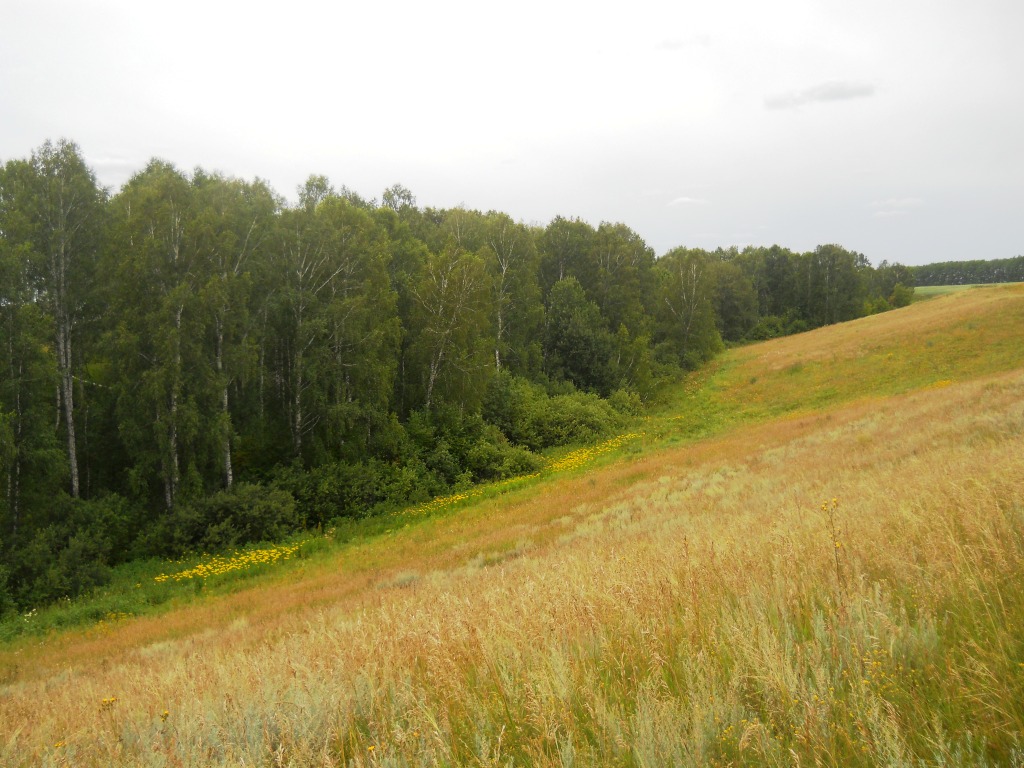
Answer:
[2,0,1021,266]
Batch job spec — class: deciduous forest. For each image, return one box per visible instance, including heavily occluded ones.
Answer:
[913,255,1024,286]
[0,139,917,612]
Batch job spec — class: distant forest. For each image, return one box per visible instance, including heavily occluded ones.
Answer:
[1,139,916,611]
[913,256,1024,286]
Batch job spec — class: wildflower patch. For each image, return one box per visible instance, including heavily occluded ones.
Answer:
[405,473,541,517]
[154,542,304,584]
[404,432,643,517]
[544,432,643,473]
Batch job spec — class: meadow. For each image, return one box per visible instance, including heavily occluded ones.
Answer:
[1,284,1023,767]
[912,284,989,301]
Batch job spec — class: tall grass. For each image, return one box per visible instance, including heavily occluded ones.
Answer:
[2,287,1024,766]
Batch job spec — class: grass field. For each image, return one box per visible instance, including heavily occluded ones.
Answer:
[2,284,1024,766]
[912,283,991,301]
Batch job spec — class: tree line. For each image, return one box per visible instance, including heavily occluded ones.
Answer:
[912,256,1024,286]
[0,139,914,612]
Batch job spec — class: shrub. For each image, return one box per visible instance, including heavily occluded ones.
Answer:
[890,282,914,308]
[747,310,810,340]
[276,458,442,526]
[864,296,891,315]
[747,314,785,340]
[482,371,538,446]
[13,525,112,606]
[465,436,543,481]
[144,483,301,557]
[608,388,644,417]
[528,392,623,449]
[0,563,15,619]
[483,372,623,451]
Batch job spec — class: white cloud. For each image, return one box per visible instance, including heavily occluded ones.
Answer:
[870,197,924,218]
[765,81,876,110]
[657,35,712,51]
[871,197,924,209]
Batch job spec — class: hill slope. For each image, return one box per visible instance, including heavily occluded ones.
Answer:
[3,284,1024,767]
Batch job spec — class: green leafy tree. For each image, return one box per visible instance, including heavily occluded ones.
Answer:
[381,183,416,214]
[712,258,759,341]
[479,212,542,374]
[407,244,490,410]
[191,172,278,486]
[313,195,400,460]
[441,207,487,253]
[589,222,656,337]
[611,324,654,398]
[543,277,615,394]
[265,178,341,459]
[0,140,105,498]
[873,260,915,300]
[912,256,1024,286]
[0,295,62,542]
[804,244,869,326]
[263,180,401,463]
[374,200,432,418]
[105,160,212,510]
[538,216,596,299]
[0,217,65,545]
[742,245,801,319]
[654,248,723,368]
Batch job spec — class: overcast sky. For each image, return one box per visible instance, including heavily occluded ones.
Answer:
[2,0,1021,265]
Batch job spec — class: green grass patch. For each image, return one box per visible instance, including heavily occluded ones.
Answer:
[913,283,990,301]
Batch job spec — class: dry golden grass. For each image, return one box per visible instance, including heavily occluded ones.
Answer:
[749,285,1020,370]
[711,282,1024,419]
[3,286,1024,766]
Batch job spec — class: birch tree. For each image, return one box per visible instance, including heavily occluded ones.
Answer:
[0,141,104,498]
[192,172,277,487]
[106,161,207,510]
[408,245,488,411]
[480,212,540,374]
[655,247,723,369]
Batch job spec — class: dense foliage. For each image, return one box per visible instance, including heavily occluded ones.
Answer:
[913,255,1024,286]
[0,140,914,611]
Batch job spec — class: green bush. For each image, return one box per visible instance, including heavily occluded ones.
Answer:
[13,525,112,606]
[276,457,442,526]
[77,493,147,564]
[482,371,539,447]
[747,315,784,340]
[530,392,621,448]
[142,483,301,556]
[0,563,15,619]
[746,310,810,341]
[483,372,623,451]
[0,493,150,609]
[465,433,543,481]
[608,388,644,417]
[890,283,914,308]
[864,296,891,315]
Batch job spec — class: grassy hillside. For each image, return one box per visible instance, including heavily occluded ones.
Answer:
[2,285,1024,767]
[912,284,982,301]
